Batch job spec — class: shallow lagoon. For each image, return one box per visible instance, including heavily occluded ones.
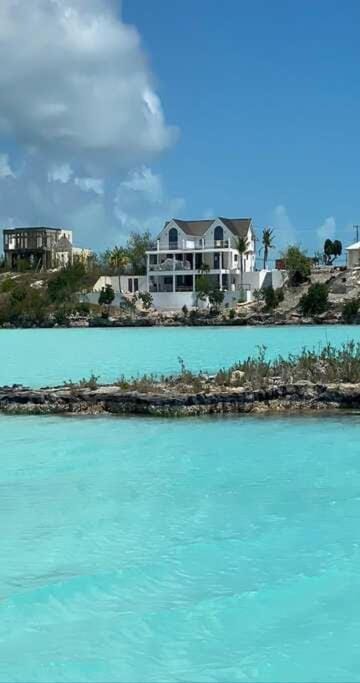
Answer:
[1,414,360,682]
[2,325,360,387]
[2,326,360,682]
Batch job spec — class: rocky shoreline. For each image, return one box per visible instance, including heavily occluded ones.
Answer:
[2,381,360,417]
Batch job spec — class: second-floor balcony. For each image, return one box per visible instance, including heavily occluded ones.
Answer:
[156,238,230,251]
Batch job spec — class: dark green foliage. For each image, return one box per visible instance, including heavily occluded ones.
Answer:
[0,277,18,293]
[181,304,188,316]
[47,262,87,303]
[126,231,154,274]
[208,288,225,310]
[229,308,236,319]
[98,284,115,306]
[342,298,360,323]
[195,273,212,301]
[324,239,342,265]
[299,283,329,315]
[263,285,283,310]
[138,291,153,310]
[0,283,48,325]
[282,246,311,286]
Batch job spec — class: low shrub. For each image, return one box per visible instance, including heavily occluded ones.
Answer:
[342,298,359,323]
[299,283,329,315]
[263,286,284,310]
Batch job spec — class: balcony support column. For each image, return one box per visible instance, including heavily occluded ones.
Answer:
[172,254,176,292]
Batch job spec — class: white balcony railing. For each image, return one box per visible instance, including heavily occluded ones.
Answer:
[156,239,230,251]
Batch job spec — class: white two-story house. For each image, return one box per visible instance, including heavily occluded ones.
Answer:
[146,217,257,310]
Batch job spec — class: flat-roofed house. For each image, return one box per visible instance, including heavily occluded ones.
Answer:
[3,227,91,270]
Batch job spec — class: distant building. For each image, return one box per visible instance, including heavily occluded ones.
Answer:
[346,241,360,268]
[3,227,91,270]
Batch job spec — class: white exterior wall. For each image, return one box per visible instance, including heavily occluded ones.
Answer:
[151,292,206,310]
[93,275,147,294]
[348,250,360,268]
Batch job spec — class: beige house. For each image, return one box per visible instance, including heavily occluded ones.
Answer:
[346,241,360,268]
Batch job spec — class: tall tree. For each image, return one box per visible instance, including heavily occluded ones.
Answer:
[126,231,154,274]
[109,246,130,292]
[260,227,275,270]
[235,236,248,290]
[109,246,129,272]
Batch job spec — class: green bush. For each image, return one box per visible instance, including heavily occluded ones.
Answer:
[229,308,236,319]
[282,246,311,286]
[48,262,87,303]
[98,284,115,306]
[263,286,284,310]
[138,291,153,310]
[299,283,329,315]
[342,298,359,323]
[0,277,18,293]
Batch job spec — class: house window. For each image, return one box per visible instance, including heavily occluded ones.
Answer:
[214,225,224,245]
[128,278,133,293]
[134,278,139,292]
[168,227,178,249]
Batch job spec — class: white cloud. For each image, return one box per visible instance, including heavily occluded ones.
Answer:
[317,216,336,244]
[48,163,73,184]
[0,153,15,178]
[74,176,104,195]
[114,166,185,234]
[0,1,180,249]
[272,204,297,252]
[0,0,176,169]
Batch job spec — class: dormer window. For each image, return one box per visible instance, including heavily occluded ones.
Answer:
[214,225,224,245]
[168,227,178,249]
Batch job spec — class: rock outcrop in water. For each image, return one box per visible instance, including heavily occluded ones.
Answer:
[2,382,360,417]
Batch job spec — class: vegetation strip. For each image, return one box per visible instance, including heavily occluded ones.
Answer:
[3,343,360,416]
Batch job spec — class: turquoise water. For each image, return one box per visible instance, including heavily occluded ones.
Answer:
[2,325,360,387]
[1,414,360,682]
[2,327,360,682]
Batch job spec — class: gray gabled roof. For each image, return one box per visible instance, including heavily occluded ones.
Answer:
[165,217,253,239]
[54,236,72,251]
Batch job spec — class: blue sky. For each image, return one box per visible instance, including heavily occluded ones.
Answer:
[0,0,359,255]
[124,0,360,254]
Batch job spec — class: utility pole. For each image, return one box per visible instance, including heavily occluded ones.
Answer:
[354,224,360,242]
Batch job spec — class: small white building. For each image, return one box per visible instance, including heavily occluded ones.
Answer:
[146,216,262,310]
[93,274,147,295]
[54,233,92,267]
[346,241,360,268]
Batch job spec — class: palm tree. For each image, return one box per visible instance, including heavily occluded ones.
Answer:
[235,236,248,291]
[109,246,129,272]
[109,246,130,294]
[260,227,275,270]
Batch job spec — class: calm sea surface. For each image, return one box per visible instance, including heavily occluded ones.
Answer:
[1,327,360,682]
[1,325,360,387]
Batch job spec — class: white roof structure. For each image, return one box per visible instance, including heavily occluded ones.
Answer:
[346,241,360,251]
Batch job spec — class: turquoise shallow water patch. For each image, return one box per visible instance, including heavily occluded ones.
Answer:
[1,414,360,682]
[1,325,360,387]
